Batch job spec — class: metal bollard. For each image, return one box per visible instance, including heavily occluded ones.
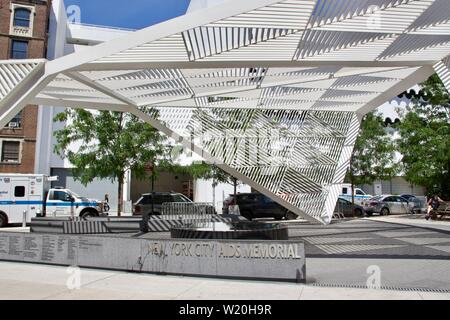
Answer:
[22,210,27,228]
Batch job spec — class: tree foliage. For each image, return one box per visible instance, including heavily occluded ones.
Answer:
[347,112,399,191]
[397,74,450,198]
[53,109,171,214]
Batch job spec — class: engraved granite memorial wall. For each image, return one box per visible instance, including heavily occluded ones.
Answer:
[0,232,306,282]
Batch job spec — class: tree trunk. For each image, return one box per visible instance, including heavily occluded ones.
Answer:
[212,179,216,208]
[116,113,125,217]
[117,174,124,217]
[351,178,355,206]
[349,156,355,207]
[233,177,237,199]
[350,179,356,217]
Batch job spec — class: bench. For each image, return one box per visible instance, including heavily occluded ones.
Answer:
[430,202,450,220]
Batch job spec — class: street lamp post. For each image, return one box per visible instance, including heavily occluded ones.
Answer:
[151,166,155,216]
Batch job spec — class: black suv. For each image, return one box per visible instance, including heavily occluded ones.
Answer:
[222,193,293,220]
[133,192,192,216]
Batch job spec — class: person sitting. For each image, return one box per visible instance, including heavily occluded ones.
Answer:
[425,195,444,220]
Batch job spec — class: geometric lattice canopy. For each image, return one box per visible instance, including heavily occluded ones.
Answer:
[1,0,449,224]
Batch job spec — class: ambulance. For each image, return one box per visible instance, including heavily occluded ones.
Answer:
[0,174,109,227]
[339,183,373,205]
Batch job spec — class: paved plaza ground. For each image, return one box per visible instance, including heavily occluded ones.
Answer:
[294,217,450,291]
[0,215,449,300]
[0,261,448,300]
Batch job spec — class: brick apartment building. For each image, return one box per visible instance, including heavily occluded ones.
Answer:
[0,0,51,173]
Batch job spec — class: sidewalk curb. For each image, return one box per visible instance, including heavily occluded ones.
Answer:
[362,217,450,234]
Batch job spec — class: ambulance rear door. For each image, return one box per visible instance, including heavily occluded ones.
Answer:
[9,177,29,223]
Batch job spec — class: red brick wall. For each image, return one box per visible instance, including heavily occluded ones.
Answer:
[0,0,51,174]
[0,105,38,173]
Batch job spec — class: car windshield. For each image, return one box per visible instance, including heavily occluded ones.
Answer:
[67,190,90,201]
[68,190,81,198]
[173,194,192,202]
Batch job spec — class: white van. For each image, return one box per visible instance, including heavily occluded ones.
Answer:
[339,183,373,205]
[0,174,108,227]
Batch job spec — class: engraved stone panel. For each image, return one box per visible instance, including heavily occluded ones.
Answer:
[0,232,305,282]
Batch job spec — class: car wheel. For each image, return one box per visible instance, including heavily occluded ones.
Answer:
[380,207,390,216]
[274,216,283,221]
[0,213,7,228]
[80,210,97,219]
[366,212,373,217]
[354,208,363,217]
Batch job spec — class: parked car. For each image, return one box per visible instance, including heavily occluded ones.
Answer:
[400,194,427,214]
[133,192,192,216]
[222,193,294,220]
[364,195,410,216]
[334,197,365,217]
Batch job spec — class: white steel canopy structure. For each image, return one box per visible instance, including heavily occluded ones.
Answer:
[1,0,450,224]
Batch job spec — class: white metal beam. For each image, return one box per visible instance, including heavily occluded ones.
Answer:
[130,107,328,224]
[45,0,294,75]
[0,63,53,128]
[356,65,436,116]
[434,56,450,92]
[63,71,139,107]
[69,60,437,72]
[30,97,131,112]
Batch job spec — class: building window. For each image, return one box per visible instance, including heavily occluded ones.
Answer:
[1,141,21,163]
[9,4,35,38]
[10,40,28,59]
[13,8,31,28]
[6,112,22,129]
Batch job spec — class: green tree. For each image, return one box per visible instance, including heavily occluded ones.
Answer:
[347,112,399,203]
[53,109,171,215]
[397,74,450,198]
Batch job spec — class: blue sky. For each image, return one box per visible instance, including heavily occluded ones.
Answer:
[65,0,191,30]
